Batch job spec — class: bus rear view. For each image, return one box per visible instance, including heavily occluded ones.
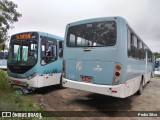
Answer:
[63,17,154,98]
[63,17,121,97]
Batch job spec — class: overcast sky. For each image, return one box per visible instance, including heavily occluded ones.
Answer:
[8,0,160,52]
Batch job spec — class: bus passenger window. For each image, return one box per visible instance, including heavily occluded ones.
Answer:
[130,33,135,58]
[127,28,131,57]
[59,41,63,58]
[134,36,139,59]
[139,42,144,60]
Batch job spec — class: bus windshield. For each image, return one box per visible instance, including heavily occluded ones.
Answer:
[67,21,116,47]
[8,39,38,67]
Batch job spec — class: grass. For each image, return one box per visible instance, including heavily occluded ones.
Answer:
[0,70,43,120]
[0,70,41,111]
[0,70,62,120]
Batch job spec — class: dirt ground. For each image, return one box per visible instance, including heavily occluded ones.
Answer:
[34,77,160,120]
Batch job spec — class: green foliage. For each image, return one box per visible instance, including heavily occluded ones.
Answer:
[0,0,22,44]
[0,69,10,91]
[0,70,59,120]
[0,70,42,111]
[154,52,160,58]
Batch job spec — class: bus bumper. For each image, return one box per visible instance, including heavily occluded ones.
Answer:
[9,76,38,88]
[62,77,126,98]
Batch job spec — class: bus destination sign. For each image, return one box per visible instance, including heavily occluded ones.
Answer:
[16,33,31,39]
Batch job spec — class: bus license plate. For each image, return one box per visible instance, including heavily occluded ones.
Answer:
[82,76,92,82]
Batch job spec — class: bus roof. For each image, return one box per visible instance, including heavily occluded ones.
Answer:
[66,16,125,26]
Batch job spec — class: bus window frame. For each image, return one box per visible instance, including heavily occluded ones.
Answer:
[66,21,117,47]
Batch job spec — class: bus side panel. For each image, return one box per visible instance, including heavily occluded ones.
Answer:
[64,47,116,85]
[43,73,61,86]
[116,19,141,96]
[37,60,62,87]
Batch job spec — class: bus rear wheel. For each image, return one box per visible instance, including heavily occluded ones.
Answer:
[137,79,143,95]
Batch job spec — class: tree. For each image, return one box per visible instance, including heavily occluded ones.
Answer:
[0,0,21,46]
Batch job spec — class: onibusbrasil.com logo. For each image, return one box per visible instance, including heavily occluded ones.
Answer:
[1,112,42,119]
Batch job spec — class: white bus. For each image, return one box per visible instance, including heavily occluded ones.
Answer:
[155,58,160,76]
[62,16,154,98]
[0,50,8,70]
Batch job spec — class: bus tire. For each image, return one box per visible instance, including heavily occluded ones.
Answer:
[137,79,143,95]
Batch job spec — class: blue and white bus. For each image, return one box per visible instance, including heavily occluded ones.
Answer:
[155,58,160,76]
[62,17,154,98]
[7,31,63,89]
[0,50,8,70]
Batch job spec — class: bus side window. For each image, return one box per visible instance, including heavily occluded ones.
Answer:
[130,33,135,58]
[127,28,131,57]
[127,28,136,58]
[127,27,139,59]
[59,41,63,58]
[147,50,152,62]
[134,36,139,59]
[144,46,148,61]
[139,41,144,60]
